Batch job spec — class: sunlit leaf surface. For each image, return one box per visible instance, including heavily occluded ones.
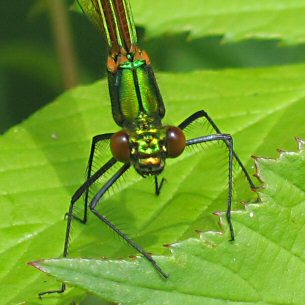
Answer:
[2,64,305,305]
[34,140,305,304]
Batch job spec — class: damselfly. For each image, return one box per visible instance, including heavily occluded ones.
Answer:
[40,0,255,297]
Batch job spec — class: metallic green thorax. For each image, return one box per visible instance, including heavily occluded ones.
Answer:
[108,53,167,176]
[108,57,165,129]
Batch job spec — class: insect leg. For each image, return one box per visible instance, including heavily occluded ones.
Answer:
[80,133,114,223]
[154,176,166,196]
[186,133,235,240]
[39,133,116,297]
[39,157,117,297]
[179,110,256,190]
[64,157,117,257]
[90,163,169,279]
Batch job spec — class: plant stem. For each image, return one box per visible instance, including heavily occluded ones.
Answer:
[49,0,79,89]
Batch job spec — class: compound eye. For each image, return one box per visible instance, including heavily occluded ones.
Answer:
[166,126,186,158]
[110,130,130,162]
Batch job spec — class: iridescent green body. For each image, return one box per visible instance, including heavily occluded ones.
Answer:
[40,1,254,294]
[77,0,185,176]
[108,53,168,175]
[108,58,165,128]
[43,3,251,292]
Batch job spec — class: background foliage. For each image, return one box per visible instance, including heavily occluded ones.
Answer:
[1,0,305,305]
[3,0,305,134]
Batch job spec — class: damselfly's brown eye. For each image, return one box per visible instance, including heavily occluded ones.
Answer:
[166,126,186,158]
[110,130,130,162]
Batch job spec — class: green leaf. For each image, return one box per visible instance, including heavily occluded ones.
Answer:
[2,64,305,305]
[33,139,305,305]
[132,0,305,44]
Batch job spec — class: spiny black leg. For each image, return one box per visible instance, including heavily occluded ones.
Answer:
[38,140,116,298]
[92,209,168,278]
[154,176,166,195]
[39,283,66,298]
[63,157,117,258]
[81,133,114,223]
[63,134,114,225]
[186,133,235,240]
[38,158,117,297]
[90,163,168,279]
[179,110,256,190]
[225,136,234,241]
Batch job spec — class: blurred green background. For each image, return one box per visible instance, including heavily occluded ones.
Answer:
[2,1,305,304]
[2,0,305,134]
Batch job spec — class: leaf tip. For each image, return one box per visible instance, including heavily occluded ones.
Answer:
[212,210,223,217]
[295,137,305,150]
[28,260,47,273]
[251,154,262,161]
[252,155,270,184]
